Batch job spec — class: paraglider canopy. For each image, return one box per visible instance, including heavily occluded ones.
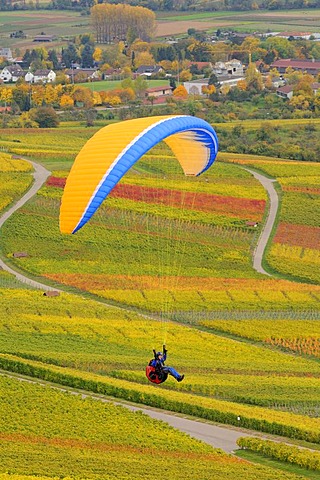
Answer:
[60,115,219,235]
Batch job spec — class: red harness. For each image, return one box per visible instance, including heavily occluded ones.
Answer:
[146,364,168,384]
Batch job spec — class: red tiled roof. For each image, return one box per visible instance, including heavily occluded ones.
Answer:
[277,85,293,94]
[188,62,211,68]
[146,86,172,93]
[271,59,320,70]
[276,32,311,37]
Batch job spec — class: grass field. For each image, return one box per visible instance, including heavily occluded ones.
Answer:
[1,8,320,51]
[76,79,172,92]
[156,8,320,35]
[0,11,90,50]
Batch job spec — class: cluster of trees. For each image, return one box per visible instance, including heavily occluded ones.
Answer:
[8,34,318,79]
[90,3,156,44]
[217,119,320,161]
[0,75,163,113]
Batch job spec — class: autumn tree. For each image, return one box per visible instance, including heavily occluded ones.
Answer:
[31,86,46,107]
[8,112,39,129]
[30,106,59,128]
[173,85,188,98]
[202,84,216,96]
[294,74,314,99]
[0,88,13,108]
[60,94,74,109]
[12,84,30,111]
[133,76,148,98]
[245,63,263,92]
[44,85,59,106]
[93,47,103,62]
[179,69,192,82]
[90,4,156,44]
[72,86,94,108]
[134,51,155,68]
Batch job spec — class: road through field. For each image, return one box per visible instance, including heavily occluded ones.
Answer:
[0,158,280,452]
[0,369,251,453]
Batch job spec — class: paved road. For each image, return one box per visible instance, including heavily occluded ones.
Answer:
[0,159,281,453]
[245,168,278,276]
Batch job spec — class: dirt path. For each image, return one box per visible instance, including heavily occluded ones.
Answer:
[0,160,60,291]
[245,168,278,276]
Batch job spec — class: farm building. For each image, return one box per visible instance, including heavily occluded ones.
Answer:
[277,82,320,100]
[271,59,320,75]
[184,74,244,95]
[33,34,56,42]
[145,85,173,100]
[136,65,163,77]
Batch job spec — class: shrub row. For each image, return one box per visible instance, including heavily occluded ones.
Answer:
[0,354,319,444]
[237,437,320,471]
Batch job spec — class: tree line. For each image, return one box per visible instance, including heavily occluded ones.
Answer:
[90,4,156,44]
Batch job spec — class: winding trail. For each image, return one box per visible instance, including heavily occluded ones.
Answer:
[245,168,279,276]
[0,158,281,452]
[0,160,59,291]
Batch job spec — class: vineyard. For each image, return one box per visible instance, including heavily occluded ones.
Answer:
[221,153,320,284]
[0,153,32,213]
[0,374,310,480]
[0,126,319,478]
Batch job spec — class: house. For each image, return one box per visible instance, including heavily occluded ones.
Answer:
[136,65,163,77]
[145,85,173,100]
[33,34,56,43]
[271,59,320,76]
[0,65,25,82]
[212,59,244,76]
[101,68,121,79]
[24,70,34,83]
[0,48,13,62]
[184,78,211,96]
[184,73,245,95]
[276,82,320,99]
[32,69,56,83]
[276,85,295,99]
[271,76,286,88]
[65,68,99,82]
[188,62,213,72]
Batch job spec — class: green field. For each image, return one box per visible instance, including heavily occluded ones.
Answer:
[0,11,91,50]
[77,79,172,92]
[2,7,320,53]
[157,8,320,33]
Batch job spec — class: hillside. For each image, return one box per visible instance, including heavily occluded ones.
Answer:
[0,121,319,479]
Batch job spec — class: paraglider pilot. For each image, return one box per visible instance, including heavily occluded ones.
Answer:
[150,345,184,382]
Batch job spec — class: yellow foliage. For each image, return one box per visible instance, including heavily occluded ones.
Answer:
[60,94,74,108]
[173,85,188,98]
